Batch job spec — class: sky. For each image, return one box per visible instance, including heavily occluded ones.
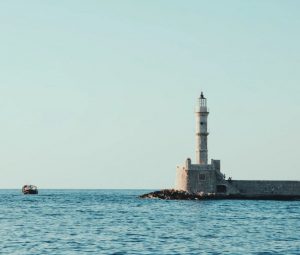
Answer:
[0,0,299,188]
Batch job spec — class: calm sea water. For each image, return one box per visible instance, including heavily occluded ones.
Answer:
[0,189,299,254]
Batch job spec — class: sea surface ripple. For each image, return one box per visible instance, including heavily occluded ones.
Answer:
[0,189,299,254]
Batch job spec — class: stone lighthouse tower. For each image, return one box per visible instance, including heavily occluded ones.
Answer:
[195,92,209,165]
[175,93,222,193]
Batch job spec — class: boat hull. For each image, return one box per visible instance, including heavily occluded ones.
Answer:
[22,185,38,195]
[23,190,38,195]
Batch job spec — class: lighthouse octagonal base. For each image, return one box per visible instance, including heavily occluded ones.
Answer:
[176,168,217,194]
[175,159,225,194]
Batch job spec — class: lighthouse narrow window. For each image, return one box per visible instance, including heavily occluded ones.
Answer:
[199,174,206,181]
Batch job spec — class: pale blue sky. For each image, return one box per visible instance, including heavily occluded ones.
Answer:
[0,1,299,188]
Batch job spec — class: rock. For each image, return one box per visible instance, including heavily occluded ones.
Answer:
[139,189,217,200]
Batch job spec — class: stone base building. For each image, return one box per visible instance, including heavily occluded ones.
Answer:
[175,93,300,197]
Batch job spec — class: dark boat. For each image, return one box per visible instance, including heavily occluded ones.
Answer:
[22,185,38,194]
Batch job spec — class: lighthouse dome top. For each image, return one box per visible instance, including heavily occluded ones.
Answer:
[200,92,206,99]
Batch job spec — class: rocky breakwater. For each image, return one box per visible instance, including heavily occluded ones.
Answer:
[140,189,218,200]
[140,189,300,200]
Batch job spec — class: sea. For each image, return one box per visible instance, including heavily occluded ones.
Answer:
[0,189,299,255]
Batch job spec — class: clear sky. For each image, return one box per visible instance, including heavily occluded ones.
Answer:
[0,1,299,188]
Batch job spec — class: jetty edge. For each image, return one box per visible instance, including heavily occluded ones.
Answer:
[140,189,300,200]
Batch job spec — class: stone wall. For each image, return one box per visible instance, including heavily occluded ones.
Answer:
[175,167,188,191]
[175,164,300,196]
[175,167,217,193]
[175,158,223,193]
[175,157,300,196]
[229,180,300,196]
[186,169,217,193]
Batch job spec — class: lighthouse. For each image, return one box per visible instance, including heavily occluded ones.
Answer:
[175,92,222,193]
[195,92,209,165]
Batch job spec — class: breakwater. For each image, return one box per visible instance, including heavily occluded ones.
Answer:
[140,189,300,200]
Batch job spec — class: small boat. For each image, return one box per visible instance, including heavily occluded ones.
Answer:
[22,185,38,195]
